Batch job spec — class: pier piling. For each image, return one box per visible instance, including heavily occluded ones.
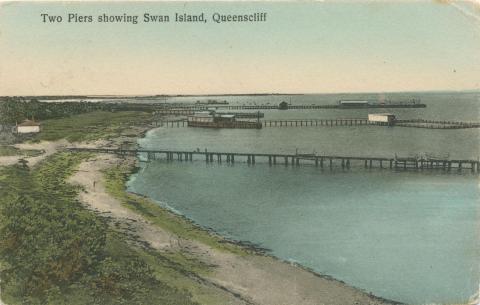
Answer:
[67,148,479,174]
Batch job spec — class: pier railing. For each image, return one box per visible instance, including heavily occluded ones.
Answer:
[154,118,480,129]
[65,147,479,173]
[395,119,480,129]
[262,119,369,127]
[153,103,426,110]
[154,110,264,118]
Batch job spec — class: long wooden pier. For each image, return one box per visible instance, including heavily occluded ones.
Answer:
[155,118,370,128]
[155,109,264,118]
[271,119,480,129]
[262,118,369,127]
[395,119,480,129]
[154,103,426,110]
[66,147,479,173]
[155,118,480,129]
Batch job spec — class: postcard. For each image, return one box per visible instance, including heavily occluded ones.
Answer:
[0,1,479,305]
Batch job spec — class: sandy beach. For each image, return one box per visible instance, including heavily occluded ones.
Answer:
[66,151,401,305]
[0,128,402,305]
[0,122,476,305]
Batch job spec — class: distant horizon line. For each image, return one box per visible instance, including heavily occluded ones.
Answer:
[1,88,479,99]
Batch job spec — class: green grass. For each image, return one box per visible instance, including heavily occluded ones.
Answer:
[36,111,153,142]
[103,163,250,257]
[0,153,217,305]
[103,231,234,305]
[0,146,43,157]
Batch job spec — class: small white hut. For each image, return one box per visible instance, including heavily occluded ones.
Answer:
[17,120,41,133]
[368,113,396,125]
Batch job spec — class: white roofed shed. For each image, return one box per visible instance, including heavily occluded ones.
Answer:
[368,113,396,125]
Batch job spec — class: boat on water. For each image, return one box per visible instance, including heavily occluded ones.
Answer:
[187,111,262,129]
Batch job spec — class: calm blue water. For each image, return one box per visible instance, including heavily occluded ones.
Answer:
[127,92,480,305]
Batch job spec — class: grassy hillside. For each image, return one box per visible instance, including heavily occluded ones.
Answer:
[36,111,152,142]
[0,153,230,305]
[0,146,43,157]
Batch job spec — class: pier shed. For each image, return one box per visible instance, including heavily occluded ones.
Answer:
[187,111,261,129]
[187,111,214,123]
[368,113,396,126]
[16,120,41,133]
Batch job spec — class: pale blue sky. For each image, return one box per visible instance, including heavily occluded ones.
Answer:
[0,1,479,95]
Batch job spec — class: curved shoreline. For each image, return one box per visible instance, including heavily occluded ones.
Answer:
[1,121,471,305]
[1,142,404,305]
[126,128,406,305]
[125,189,404,305]
[6,121,468,305]
[129,123,480,304]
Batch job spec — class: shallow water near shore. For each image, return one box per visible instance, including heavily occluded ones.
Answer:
[127,92,479,305]
[128,162,478,305]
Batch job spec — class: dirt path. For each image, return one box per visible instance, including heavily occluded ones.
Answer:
[0,140,68,167]
[68,154,175,251]
[0,139,113,168]
[68,155,400,305]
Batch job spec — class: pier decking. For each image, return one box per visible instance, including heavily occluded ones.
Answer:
[262,119,369,127]
[395,119,480,129]
[155,118,480,129]
[153,103,426,110]
[155,118,370,128]
[66,147,479,173]
[155,109,264,118]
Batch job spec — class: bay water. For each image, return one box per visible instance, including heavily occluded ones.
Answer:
[127,92,479,304]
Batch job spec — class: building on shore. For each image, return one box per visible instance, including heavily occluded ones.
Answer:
[187,111,262,129]
[368,113,396,126]
[16,120,41,133]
